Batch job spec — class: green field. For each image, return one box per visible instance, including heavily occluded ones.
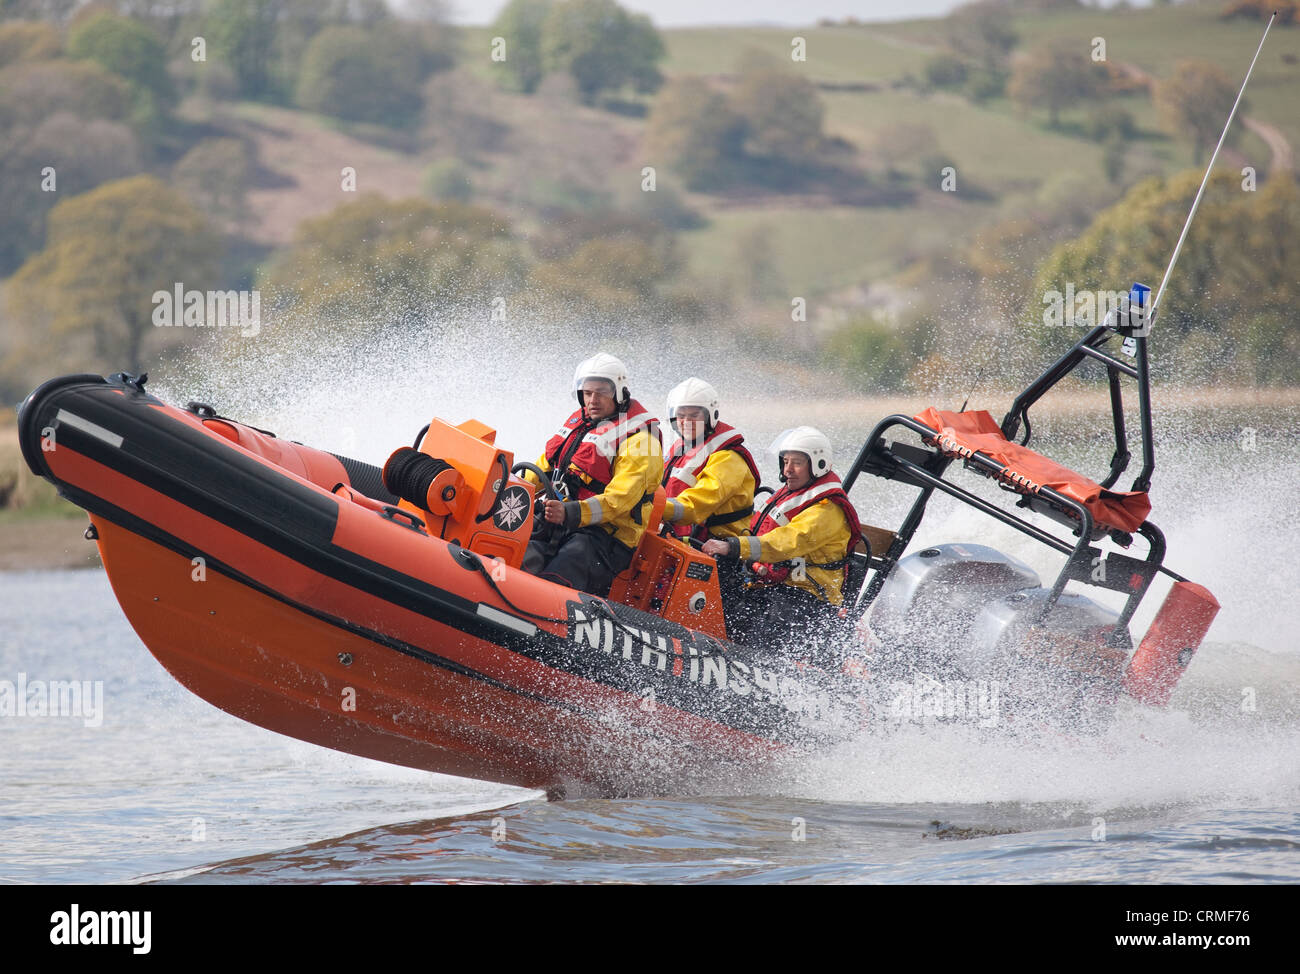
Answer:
[654,4,1297,308]
[875,4,1300,159]
[662,26,935,82]
[680,200,994,301]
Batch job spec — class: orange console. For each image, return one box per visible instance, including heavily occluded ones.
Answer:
[608,488,728,641]
[383,418,536,569]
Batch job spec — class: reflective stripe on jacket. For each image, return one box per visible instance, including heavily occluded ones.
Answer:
[662,423,759,541]
[734,473,862,605]
[526,401,664,549]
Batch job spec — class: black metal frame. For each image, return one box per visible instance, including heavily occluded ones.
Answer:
[841,316,1181,647]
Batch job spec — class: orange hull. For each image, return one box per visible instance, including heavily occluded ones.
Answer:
[20,375,842,796]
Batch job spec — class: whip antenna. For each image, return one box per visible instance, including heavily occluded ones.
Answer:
[1147,11,1276,332]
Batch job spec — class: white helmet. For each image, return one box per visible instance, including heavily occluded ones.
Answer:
[770,426,833,478]
[666,377,720,434]
[572,352,630,408]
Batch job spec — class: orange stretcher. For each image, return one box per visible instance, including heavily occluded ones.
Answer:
[912,407,1151,535]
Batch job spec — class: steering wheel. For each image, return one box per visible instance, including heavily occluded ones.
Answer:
[511,461,564,525]
[511,461,561,502]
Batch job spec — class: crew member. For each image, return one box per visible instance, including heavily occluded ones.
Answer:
[661,377,760,611]
[522,353,663,597]
[702,426,861,653]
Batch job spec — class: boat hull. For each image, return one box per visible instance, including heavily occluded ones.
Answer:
[20,375,847,796]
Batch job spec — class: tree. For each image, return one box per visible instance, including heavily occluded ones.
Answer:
[1033,170,1299,356]
[0,61,140,274]
[491,0,552,93]
[947,1,1018,71]
[645,76,744,190]
[1008,41,1104,127]
[1,114,141,263]
[731,63,826,172]
[1153,60,1240,166]
[0,21,61,68]
[528,234,681,316]
[206,0,284,101]
[259,195,527,325]
[296,23,446,126]
[924,53,968,89]
[67,13,176,116]
[6,176,221,378]
[0,58,132,130]
[540,0,664,104]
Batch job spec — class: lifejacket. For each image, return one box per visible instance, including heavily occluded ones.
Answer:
[662,422,761,540]
[748,471,863,596]
[543,399,661,502]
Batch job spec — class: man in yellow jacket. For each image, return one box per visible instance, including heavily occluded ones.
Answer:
[661,378,760,543]
[522,353,663,597]
[702,426,862,651]
[661,377,760,612]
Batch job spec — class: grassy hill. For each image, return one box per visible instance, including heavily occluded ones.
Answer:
[655,5,1295,304]
[217,4,1294,309]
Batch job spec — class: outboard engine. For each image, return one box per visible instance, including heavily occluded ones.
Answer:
[967,589,1130,676]
[862,543,1040,673]
[967,588,1131,729]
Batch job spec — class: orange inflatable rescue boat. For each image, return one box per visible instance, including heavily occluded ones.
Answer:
[18,296,1218,795]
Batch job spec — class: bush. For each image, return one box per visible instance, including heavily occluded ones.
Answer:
[423,158,473,201]
[0,21,61,69]
[924,54,968,89]
[1087,104,1136,141]
[296,23,447,127]
[820,314,912,392]
[67,13,175,114]
[1221,0,1297,25]
[964,66,1006,102]
[541,0,665,104]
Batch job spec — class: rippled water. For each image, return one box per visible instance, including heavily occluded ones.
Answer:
[2,570,1296,884]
